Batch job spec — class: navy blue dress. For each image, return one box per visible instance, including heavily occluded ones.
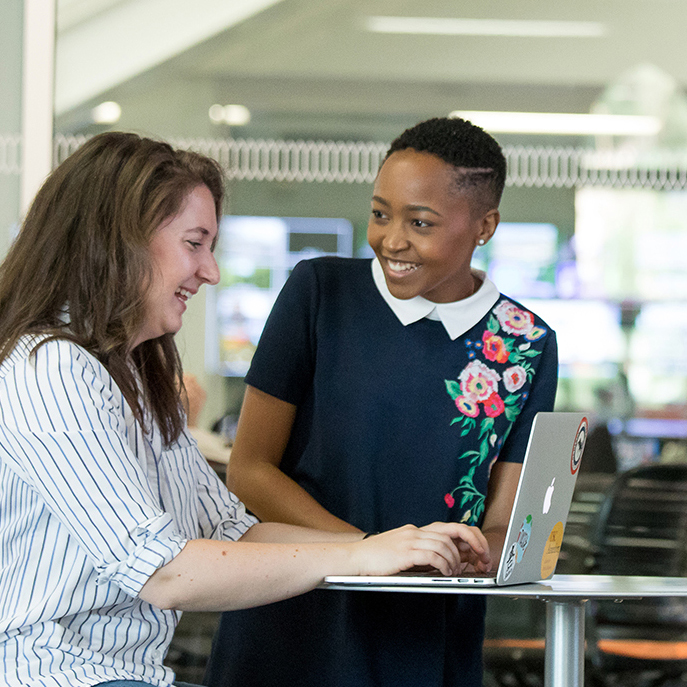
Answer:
[204,257,558,687]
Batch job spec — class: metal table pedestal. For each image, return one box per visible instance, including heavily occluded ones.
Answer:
[322,574,687,687]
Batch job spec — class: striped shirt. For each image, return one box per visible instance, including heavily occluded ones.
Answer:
[0,336,257,687]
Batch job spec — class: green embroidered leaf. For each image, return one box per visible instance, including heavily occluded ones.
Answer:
[448,464,488,525]
[463,465,476,481]
[473,497,486,522]
[487,315,499,333]
[458,490,486,523]
[520,349,541,358]
[508,351,523,363]
[465,488,483,503]
[450,417,462,426]
[503,337,515,351]
[445,380,461,399]
[479,417,495,437]
[519,362,535,381]
[505,404,520,422]
[504,394,520,405]
[479,439,489,462]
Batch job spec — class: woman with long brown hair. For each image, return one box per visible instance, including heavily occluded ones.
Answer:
[0,132,490,687]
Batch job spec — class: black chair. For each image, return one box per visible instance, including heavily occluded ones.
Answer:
[586,464,687,687]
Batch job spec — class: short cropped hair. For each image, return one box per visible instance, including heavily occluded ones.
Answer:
[385,117,507,213]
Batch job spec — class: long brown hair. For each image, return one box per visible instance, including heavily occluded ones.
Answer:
[0,132,224,445]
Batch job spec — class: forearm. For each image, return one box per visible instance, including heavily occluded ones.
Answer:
[480,462,522,569]
[227,385,361,533]
[139,521,489,612]
[241,521,365,544]
[481,525,509,569]
[139,537,356,612]
[229,461,361,533]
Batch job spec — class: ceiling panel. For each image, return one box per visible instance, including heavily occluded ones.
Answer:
[54,0,687,140]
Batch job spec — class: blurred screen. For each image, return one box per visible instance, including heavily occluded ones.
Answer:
[472,222,559,298]
[627,301,687,407]
[519,298,624,367]
[206,215,353,376]
[575,187,687,300]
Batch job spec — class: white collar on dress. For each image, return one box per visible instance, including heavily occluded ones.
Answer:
[371,257,500,341]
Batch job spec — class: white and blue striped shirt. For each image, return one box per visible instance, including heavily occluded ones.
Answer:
[0,336,257,686]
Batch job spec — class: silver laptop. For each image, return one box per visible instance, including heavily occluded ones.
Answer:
[325,412,588,588]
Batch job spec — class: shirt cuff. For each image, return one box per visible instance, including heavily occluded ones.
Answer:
[96,513,187,597]
[214,511,259,541]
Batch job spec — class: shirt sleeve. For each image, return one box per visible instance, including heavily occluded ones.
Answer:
[497,329,559,464]
[0,339,186,596]
[244,259,319,405]
[181,428,259,539]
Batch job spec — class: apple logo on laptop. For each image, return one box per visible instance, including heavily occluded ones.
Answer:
[543,478,555,514]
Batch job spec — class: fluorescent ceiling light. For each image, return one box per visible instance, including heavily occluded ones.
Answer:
[450,111,662,136]
[209,104,251,126]
[365,17,606,38]
[91,101,121,124]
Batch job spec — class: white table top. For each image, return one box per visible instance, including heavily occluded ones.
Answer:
[321,574,687,599]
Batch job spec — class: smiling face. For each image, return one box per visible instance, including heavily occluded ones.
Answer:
[367,149,499,303]
[133,184,220,348]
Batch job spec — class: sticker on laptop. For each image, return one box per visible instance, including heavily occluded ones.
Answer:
[503,514,534,581]
[540,521,564,579]
[516,515,532,563]
[570,417,588,475]
[503,542,518,581]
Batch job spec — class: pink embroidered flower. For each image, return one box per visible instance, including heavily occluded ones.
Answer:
[483,392,505,418]
[482,330,510,364]
[525,325,547,342]
[455,396,480,418]
[445,493,455,508]
[494,301,534,336]
[459,360,501,402]
[503,365,527,392]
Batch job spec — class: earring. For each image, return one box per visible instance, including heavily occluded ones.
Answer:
[478,239,486,245]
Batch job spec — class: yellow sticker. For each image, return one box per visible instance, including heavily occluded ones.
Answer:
[540,521,564,579]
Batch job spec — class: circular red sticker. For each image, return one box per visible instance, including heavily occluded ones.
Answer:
[571,417,588,475]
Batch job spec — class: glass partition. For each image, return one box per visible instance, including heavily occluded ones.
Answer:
[0,0,23,256]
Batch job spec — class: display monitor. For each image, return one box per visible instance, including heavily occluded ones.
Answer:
[518,298,624,367]
[471,222,560,298]
[206,215,353,376]
[575,187,687,301]
[627,301,687,407]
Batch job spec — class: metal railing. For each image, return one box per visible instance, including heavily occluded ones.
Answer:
[3,133,687,191]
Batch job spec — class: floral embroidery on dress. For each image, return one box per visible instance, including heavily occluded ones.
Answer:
[443,299,547,524]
